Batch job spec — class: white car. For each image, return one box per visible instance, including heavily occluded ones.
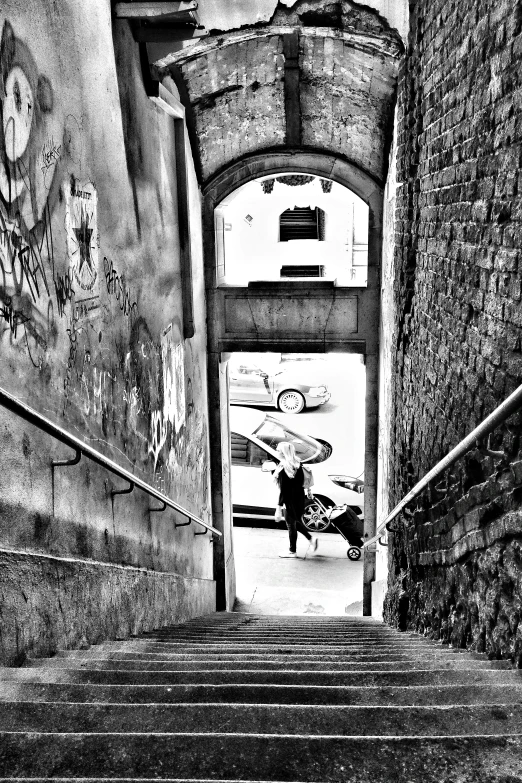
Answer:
[229,356,330,414]
[230,406,364,532]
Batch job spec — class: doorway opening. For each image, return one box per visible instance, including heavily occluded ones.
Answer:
[225,350,366,616]
[214,174,369,287]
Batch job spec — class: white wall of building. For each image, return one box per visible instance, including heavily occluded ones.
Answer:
[217,176,368,286]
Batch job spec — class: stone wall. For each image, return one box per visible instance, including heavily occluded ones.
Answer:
[0,1,215,664]
[197,0,409,42]
[384,0,522,662]
[158,4,402,184]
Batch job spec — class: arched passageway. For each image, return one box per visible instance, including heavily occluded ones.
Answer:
[153,3,403,615]
[200,150,384,613]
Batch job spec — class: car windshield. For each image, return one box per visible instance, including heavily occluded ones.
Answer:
[253,416,328,463]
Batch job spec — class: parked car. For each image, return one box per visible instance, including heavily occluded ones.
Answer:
[228,356,330,414]
[229,406,364,532]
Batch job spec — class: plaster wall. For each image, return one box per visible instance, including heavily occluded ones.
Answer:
[0,1,215,664]
[161,24,401,185]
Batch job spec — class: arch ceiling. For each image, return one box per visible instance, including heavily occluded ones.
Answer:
[156,0,403,185]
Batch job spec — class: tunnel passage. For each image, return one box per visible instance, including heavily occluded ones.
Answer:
[152,4,402,614]
[198,150,385,613]
[156,6,402,185]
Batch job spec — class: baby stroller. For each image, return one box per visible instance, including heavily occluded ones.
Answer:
[305,497,364,561]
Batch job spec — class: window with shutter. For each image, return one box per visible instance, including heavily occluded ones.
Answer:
[279,207,325,241]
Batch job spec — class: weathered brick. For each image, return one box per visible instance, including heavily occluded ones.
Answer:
[386,0,522,665]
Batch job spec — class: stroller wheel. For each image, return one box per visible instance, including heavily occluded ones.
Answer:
[347,546,361,561]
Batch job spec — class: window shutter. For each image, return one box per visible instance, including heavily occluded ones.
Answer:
[279,206,324,241]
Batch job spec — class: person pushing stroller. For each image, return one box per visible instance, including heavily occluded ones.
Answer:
[274,442,319,558]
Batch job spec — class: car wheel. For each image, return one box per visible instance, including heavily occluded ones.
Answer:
[302,497,333,533]
[278,390,305,414]
[347,547,361,561]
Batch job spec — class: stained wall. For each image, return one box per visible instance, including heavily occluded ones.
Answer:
[383,0,522,661]
[158,9,402,186]
[0,1,215,665]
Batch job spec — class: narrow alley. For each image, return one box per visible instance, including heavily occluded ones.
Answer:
[1,0,522,780]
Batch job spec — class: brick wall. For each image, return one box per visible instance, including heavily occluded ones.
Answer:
[385,0,522,662]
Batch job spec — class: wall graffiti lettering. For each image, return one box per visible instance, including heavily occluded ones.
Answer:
[0,292,29,337]
[40,136,61,186]
[0,205,52,306]
[149,409,168,472]
[0,21,211,518]
[0,20,65,366]
[103,256,138,320]
[63,311,81,412]
[54,269,74,318]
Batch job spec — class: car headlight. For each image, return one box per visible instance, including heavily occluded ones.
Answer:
[308,386,328,396]
[329,475,364,493]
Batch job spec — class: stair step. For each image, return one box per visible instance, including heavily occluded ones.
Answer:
[3,612,521,782]
[2,681,522,706]
[87,642,453,654]
[1,666,519,686]
[24,657,496,671]
[51,648,492,662]
[134,632,437,641]
[145,631,421,635]
[1,701,522,736]
[1,732,521,780]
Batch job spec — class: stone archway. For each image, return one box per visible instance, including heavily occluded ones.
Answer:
[203,149,382,615]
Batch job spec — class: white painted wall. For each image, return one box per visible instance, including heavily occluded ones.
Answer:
[217,176,368,286]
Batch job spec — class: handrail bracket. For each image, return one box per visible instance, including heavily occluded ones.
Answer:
[150,500,167,513]
[111,481,135,498]
[51,447,82,517]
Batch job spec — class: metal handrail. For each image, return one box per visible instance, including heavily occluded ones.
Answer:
[364,382,522,549]
[0,385,221,537]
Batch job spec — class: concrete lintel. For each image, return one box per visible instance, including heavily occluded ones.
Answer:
[115,2,198,19]
[219,339,366,354]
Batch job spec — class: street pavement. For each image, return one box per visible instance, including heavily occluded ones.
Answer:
[231,353,366,616]
[233,526,364,616]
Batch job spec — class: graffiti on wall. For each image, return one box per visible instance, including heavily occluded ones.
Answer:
[65,178,100,317]
[0,18,210,518]
[0,19,59,366]
[162,324,185,431]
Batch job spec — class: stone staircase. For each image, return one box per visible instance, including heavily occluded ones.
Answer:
[1,612,522,780]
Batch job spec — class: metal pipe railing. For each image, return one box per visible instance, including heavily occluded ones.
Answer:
[364,382,522,550]
[0,385,221,537]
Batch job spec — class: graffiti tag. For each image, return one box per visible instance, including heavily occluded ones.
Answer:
[40,137,61,185]
[103,256,138,320]
[0,294,30,338]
